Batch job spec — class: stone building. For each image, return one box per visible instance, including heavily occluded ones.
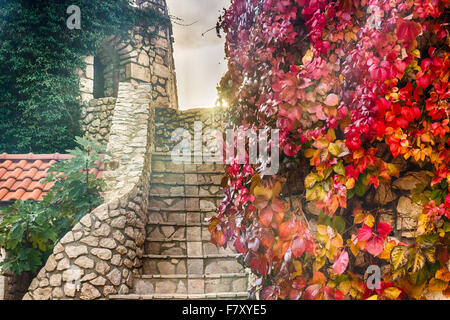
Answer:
[0,0,250,300]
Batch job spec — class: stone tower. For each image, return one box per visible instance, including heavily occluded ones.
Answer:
[78,0,179,111]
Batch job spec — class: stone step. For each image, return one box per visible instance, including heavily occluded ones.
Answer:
[144,239,237,256]
[143,254,244,275]
[146,222,215,242]
[109,292,248,300]
[150,184,223,196]
[149,193,224,199]
[150,172,224,186]
[132,273,249,295]
[151,160,224,174]
[148,197,222,212]
[148,210,216,225]
[144,253,240,259]
[148,221,209,226]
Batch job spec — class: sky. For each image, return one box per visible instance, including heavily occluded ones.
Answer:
[166,0,231,110]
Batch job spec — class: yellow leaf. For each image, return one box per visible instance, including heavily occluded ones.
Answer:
[291,260,303,279]
[422,247,436,264]
[352,148,365,159]
[346,177,355,189]
[366,295,378,300]
[410,250,426,273]
[390,246,409,270]
[305,148,318,158]
[313,137,330,149]
[391,268,406,281]
[364,214,375,228]
[272,181,282,198]
[327,128,336,141]
[328,143,343,157]
[253,185,273,200]
[354,212,365,224]
[428,278,448,292]
[338,280,351,295]
[383,287,402,300]
[302,49,314,65]
[411,49,421,58]
[380,240,396,260]
[305,173,322,188]
[347,239,360,257]
[317,225,329,236]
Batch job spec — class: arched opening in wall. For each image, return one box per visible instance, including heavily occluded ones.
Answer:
[93,42,121,98]
[93,56,105,99]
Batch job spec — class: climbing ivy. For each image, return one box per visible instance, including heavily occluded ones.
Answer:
[0,0,169,154]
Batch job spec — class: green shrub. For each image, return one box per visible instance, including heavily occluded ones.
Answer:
[0,137,106,274]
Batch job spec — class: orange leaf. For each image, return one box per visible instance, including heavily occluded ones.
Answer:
[435,268,450,282]
[311,271,327,285]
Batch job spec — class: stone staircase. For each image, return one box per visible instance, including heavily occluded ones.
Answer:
[110,108,249,300]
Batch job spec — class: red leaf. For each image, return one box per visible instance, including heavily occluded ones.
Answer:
[289,289,302,300]
[271,198,285,213]
[292,277,307,290]
[357,225,373,242]
[259,206,273,227]
[284,143,300,156]
[250,255,269,276]
[334,289,345,300]
[260,230,275,248]
[292,237,306,258]
[366,235,384,257]
[261,285,280,300]
[397,19,422,42]
[304,284,321,300]
[235,233,247,254]
[377,222,393,237]
[332,250,349,275]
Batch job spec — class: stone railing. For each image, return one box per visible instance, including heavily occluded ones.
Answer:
[24,82,154,300]
[80,97,116,146]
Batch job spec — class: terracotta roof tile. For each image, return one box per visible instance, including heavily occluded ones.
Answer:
[0,188,8,200]
[0,168,7,179]
[0,153,103,202]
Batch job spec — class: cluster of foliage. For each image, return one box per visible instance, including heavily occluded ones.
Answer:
[212,0,450,299]
[0,137,105,274]
[0,0,168,153]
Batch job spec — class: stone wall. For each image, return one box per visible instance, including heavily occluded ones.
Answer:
[80,98,116,145]
[24,83,154,300]
[154,107,226,154]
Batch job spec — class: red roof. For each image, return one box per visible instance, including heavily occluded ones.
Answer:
[0,153,103,202]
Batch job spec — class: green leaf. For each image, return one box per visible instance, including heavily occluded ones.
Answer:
[332,161,345,176]
[305,173,323,189]
[332,216,346,234]
[355,180,366,197]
